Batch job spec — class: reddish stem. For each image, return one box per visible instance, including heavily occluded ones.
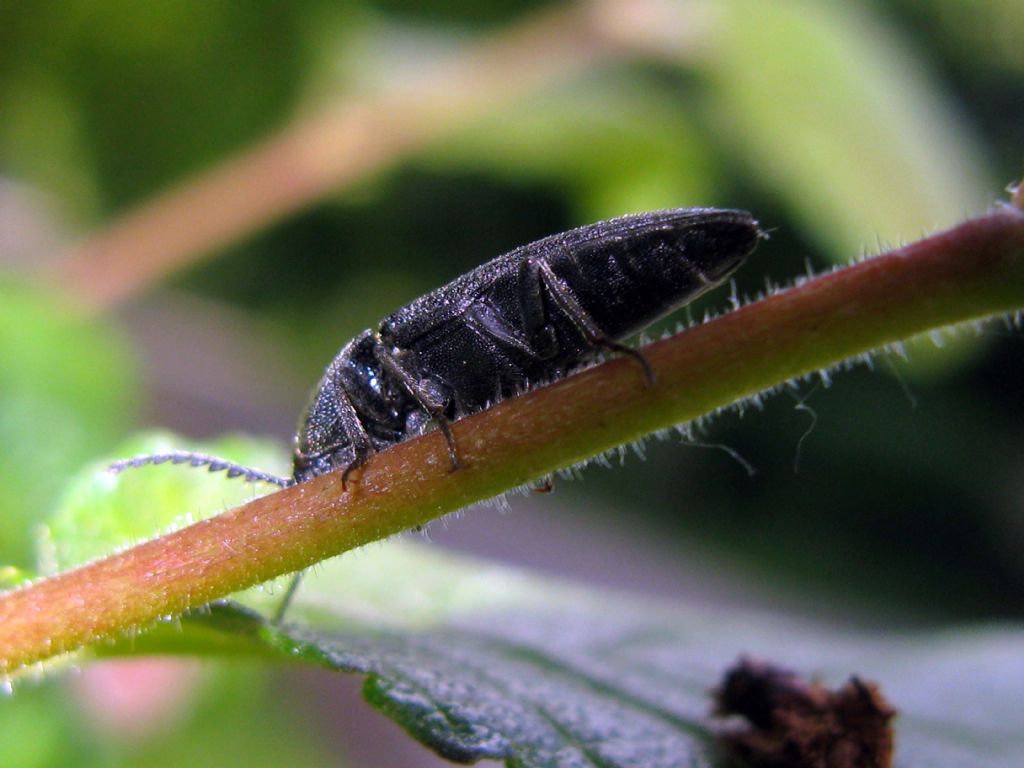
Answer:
[2,206,1023,673]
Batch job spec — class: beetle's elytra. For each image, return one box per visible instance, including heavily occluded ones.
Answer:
[112,207,761,487]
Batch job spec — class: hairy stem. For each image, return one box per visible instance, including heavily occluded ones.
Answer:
[3,205,1024,673]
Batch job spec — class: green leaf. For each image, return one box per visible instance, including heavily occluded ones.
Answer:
[0,280,136,566]
[700,1,996,378]
[42,432,289,574]
[0,3,330,216]
[705,0,991,258]
[104,541,1023,768]
[315,616,1023,768]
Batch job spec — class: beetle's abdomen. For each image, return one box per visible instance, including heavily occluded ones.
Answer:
[541,208,759,339]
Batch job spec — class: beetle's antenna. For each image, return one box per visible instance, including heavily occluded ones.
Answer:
[107,451,292,488]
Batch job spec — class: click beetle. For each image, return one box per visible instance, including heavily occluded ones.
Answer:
[110,207,761,616]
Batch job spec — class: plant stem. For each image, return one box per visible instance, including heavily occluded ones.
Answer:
[3,205,1024,674]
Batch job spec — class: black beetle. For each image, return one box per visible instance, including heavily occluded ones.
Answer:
[112,207,760,488]
[109,208,761,617]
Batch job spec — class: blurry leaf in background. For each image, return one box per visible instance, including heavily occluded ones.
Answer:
[363,0,552,27]
[0,73,102,222]
[0,682,89,768]
[0,281,136,567]
[284,0,998,378]
[425,75,720,221]
[0,664,341,768]
[703,0,992,259]
[694,0,997,377]
[0,1,341,221]
[41,432,289,575]
[894,0,1024,76]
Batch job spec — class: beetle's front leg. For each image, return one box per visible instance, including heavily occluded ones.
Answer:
[332,385,376,487]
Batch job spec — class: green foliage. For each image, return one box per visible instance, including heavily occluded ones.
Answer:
[706,0,992,258]
[0,664,339,768]
[0,281,136,567]
[42,450,1024,766]
[302,605,1024,767]
[41,433,287,574]
[0,1,334,217]
[105,549,1024,768]
[1,1,1023,766]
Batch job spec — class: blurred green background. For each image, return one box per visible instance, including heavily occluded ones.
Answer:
[1,1,1022,766]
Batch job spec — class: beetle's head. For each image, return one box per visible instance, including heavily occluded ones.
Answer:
[291,358,357,483]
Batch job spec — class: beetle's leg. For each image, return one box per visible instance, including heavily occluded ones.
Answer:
[333,383,375,488]
[535,259,656,385]
[272,572,304,625]
[592,337,655,386]
[372,338,460,472]
[465,299,541,358]
[518,256,560,359]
